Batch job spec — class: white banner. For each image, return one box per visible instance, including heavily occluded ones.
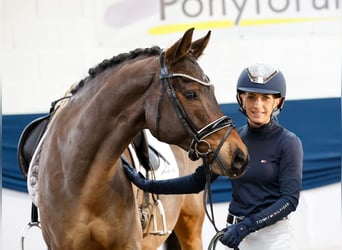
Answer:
[2,0,341,114]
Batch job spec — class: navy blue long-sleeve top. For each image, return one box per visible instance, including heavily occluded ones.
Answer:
[229,118,303,228]
[133,118,303,230]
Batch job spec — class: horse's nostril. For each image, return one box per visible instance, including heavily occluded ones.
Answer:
[231,149,248,178]
[232,150,247,169]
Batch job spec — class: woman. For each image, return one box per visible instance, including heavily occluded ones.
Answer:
[123,63,303,250]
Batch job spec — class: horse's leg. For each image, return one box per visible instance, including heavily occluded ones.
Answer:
[141,194,184,250]
[166,146,205,250]
[164,231,181,250]
[173,192,205,250]
[163,193,205,250]
[141,145,205,250]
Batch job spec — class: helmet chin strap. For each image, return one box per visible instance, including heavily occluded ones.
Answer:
[236,93,248,117]
[272,97,285,116]
[272,107,280,117]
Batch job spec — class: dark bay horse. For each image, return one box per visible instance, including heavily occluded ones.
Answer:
[37,28,248,250]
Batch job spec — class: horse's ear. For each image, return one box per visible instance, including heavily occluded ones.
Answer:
[190,30,211,58]
[165,27,194,64]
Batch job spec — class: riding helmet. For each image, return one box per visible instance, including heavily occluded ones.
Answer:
[236,63,286,116]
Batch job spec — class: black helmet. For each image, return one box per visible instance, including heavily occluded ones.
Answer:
[236,63,286,116]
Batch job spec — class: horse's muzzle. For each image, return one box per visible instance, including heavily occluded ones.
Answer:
[229,149,248,179]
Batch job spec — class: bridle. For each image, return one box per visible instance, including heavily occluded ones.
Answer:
[157,51,235,164]
[158,51,238,249]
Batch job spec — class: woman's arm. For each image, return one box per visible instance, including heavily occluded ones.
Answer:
[123,164,215,194]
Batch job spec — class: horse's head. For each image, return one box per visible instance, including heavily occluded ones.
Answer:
[147,28,248,178]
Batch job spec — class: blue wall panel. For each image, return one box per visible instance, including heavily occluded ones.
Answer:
[2,98,341,203]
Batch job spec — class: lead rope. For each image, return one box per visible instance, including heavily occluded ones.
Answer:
[203,156,218,232]
[205,175,240,250]
[205,165,227,250]
[207,231,225,250]
[203,153,239,250]
[203,155,224,250]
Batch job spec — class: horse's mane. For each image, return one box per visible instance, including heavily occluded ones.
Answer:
[70,46,162,95]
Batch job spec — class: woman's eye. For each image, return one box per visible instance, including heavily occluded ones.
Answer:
[185,91,198,99]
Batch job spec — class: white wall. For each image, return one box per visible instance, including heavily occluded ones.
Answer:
[2,0,104,114]
[1,0,341,114]
[2,184,342,250]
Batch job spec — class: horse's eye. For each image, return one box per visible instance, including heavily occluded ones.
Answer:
[182,77,191,83]
[185,91,198,99]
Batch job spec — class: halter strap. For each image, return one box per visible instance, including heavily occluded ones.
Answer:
[158,51,199,142]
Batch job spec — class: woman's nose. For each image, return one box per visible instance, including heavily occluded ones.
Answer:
[253,98,262,107]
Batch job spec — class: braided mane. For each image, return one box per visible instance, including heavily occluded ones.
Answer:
[70,46,162,95]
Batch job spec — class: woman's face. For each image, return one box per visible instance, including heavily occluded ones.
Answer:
[240,92,281,127]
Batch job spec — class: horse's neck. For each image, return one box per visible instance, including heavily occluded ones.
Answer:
[57,57,158,166]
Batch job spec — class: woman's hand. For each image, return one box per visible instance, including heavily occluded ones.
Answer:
[122,164,150,191]
[219,217,254,248]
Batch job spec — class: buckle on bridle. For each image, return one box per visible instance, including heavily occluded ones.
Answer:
[194,140,213,157]
[188,116,234,161]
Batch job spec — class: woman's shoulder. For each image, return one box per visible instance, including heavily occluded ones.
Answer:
[236,124,248,134]
[277,125,302,148]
